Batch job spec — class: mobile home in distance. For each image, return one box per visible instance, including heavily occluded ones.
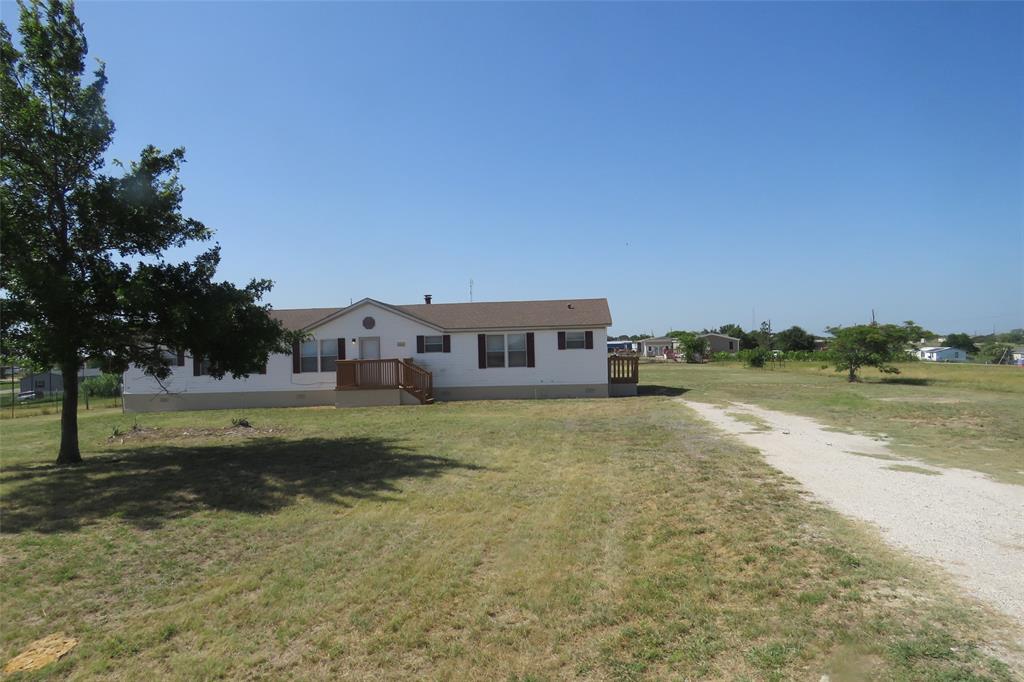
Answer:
[915,346,967,362]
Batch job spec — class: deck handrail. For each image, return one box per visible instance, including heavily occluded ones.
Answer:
[398,359,433,398]
[608,355,639,384]
[336,358,433,399]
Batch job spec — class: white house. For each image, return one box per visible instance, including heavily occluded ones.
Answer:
[122,297,624,412]
[915,346,967,362]
[639,336,677,358]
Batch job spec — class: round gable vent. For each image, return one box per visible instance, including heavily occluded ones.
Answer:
[362,316,376,330]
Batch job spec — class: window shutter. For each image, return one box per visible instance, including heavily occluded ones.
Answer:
[585,331,594,349]
[292,340,301,373]
[477,334,486,369]
[557,331,566,350]
[176,350,185,366]
[442,334,451,353]
[193,356,201,376]
[526,332,535,367]
[338,338,345,361]
[416,335,425,353]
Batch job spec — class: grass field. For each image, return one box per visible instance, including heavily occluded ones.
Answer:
[1,396,1020,679]
[642,360,1024,486]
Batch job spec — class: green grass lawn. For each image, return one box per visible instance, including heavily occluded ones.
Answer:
[642,360,1024,485]
[1,399,1019,680]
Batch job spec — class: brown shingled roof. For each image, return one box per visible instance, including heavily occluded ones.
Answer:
[270,307,343,331]
[269,298,611,332]
[396,298,611,330]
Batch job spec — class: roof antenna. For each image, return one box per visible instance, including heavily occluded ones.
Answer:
[469,278,474,302]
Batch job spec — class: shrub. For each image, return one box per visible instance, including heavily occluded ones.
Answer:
[81,373,121,397]
[743,348,770,368]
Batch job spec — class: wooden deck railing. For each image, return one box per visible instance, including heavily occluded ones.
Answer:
[398,359,433,399]
[608,355,639,384]
[336,359,433,401]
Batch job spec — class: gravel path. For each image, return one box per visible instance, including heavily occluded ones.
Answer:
[682,399,1024,633]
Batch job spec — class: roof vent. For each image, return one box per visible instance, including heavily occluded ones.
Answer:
[424,294,432,304]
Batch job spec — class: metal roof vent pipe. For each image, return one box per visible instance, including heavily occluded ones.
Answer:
[424,294,432,304]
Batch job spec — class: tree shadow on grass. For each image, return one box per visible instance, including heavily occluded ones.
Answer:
[878,377,932,386]
[0,437,482,534]
[638,385,690,397]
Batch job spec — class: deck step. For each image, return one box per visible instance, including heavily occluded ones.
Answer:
[400,386,434,405]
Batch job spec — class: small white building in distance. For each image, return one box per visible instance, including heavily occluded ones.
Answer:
[639,336,677,358]
[915,346,967,362]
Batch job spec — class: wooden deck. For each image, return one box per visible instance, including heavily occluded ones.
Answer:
[336,359,434,404]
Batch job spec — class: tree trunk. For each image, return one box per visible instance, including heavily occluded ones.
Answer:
[56,363,82,465]
[847,365,858,382]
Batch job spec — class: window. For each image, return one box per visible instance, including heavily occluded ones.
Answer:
[320,339,338,371]
[196,357,216,376]
[508,333,527,367]
[486,334,505,368]
[300,340,318,373]
[728,341,735,350]
[424,335,444,353]
[565,331,586,349]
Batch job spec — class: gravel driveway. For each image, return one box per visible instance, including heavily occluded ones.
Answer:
[682,399,1024,634]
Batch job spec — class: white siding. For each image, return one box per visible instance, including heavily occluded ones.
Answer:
[123,301,608,396]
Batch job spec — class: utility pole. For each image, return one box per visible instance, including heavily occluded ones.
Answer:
[469,278,474,302]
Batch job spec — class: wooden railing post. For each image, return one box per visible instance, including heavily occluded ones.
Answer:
[608,355,639,384]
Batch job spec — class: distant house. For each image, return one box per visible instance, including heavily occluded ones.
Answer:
[607,340,638,353]
[19,367,103,395]
[639,336,677,358]
[1011,347,1024,365]
[698,333,740,354]
[915,347,967,362]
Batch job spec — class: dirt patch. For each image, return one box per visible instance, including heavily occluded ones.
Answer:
[681,399,1024,640]
[107,424,284,444]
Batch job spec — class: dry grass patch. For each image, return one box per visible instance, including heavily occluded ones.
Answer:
[1,399,1018,680]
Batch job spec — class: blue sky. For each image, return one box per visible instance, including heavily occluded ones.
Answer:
[4,1,1022,336]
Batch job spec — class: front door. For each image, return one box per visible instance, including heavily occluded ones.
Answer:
[359,337,380,360]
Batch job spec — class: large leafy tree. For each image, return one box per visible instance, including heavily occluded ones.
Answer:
[667,330,708,362]
[944,333,979,355]
[774,325,816,352]
[827,322,916,382]
[1,0,298,464]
